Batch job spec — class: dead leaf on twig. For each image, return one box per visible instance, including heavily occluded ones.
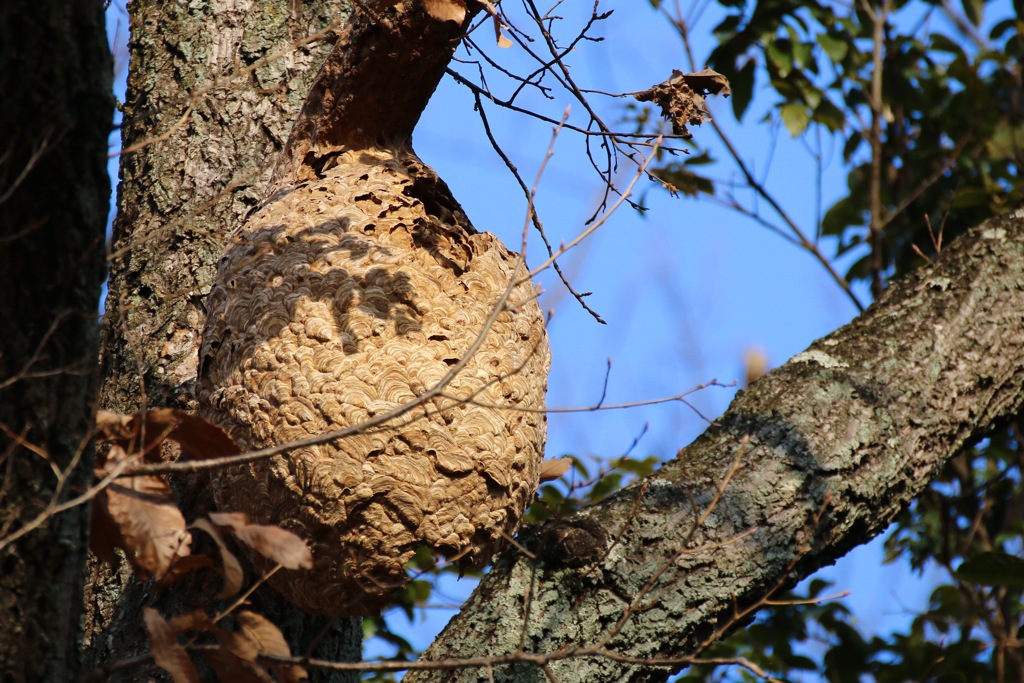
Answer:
[144,607,200,683]
[90,408,240,579]
[539,457,572,482]
[634,68,731,138]
[192,517,245,599]
[167,607,214,634]
[232,610,307,683]
[423,0,467,23]
[91,445,192,580]
[95,407,240,463]
[208,511,314,570]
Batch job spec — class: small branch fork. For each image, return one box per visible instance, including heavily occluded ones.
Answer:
[451,0,706,321]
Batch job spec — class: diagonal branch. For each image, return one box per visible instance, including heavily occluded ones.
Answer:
[407,209,1024,681]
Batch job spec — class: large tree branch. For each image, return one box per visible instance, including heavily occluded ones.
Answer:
[409,208,1024,682]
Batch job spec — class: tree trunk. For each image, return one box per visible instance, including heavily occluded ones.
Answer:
[405,209,1024,681]
[0,2,112,681]
[87,1,360,678]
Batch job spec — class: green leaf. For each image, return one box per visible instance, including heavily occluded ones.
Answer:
[587,472,623,503]
[929,32,967,55]
[796,77,823,108]
[813,97,846,132]
[961,0,983,26]
[779,102,811,136]
[951,185,996,209]
[616,455,658,477]
[989,17,1020,41]
[956,552,1024,587]
[792,41,815,71]
[767,40,793,78]
[822,195,864,237]
[712,13,744,37]
[842,131,863,161]
[816,32,849,62]
[731,60,757,120]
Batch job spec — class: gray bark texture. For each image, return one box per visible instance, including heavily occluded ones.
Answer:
[0,1,112,681]
[88,1,360,679]
[407,209,1024,682]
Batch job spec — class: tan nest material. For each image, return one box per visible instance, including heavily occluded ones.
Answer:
[198,148,550,615]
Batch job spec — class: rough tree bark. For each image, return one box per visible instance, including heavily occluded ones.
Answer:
[87,0,360,678]
[0,2,112,682]
[406,210,1024,682]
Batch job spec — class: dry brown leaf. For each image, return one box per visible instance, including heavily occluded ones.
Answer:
[235,611,289,656]
[144,607,200,683]
[491,14,512,48]
[219,626,260,662]
[96,407,239,464]
[634,68,731,138]
[150,408,241,461]
[193,517,245,599]
[209,512,313,570]
[96,468,191,579]
[95,410,135,443]
[423,0,466,23]
[538,457,572,482]
[234,611,307,683]
[168,608,213,634]
[204,647,270,683]
[157,554,216,587]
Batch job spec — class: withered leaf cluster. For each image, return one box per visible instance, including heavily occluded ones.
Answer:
[144,606,307,683]
[92,409,315,681]
[91,408,312,583]
[634,68,731,138]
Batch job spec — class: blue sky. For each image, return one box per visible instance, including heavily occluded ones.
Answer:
[104,0,947,672]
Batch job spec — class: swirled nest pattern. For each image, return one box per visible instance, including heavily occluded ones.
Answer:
[198,148,550,615]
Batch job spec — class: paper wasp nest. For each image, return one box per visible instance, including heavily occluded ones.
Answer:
[197,147,549,615]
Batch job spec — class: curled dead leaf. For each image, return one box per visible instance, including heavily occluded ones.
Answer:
[95,407,239,464]
[192,517,245,599]
[634,68,731,138]
[539,457,572,482]
[93,460,192,580]
[144,607,200,683]
[233,610,307,683]
[423,0,466,23]
[209,511,314,570]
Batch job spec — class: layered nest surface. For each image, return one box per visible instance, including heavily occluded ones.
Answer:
[198,148,549,615]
